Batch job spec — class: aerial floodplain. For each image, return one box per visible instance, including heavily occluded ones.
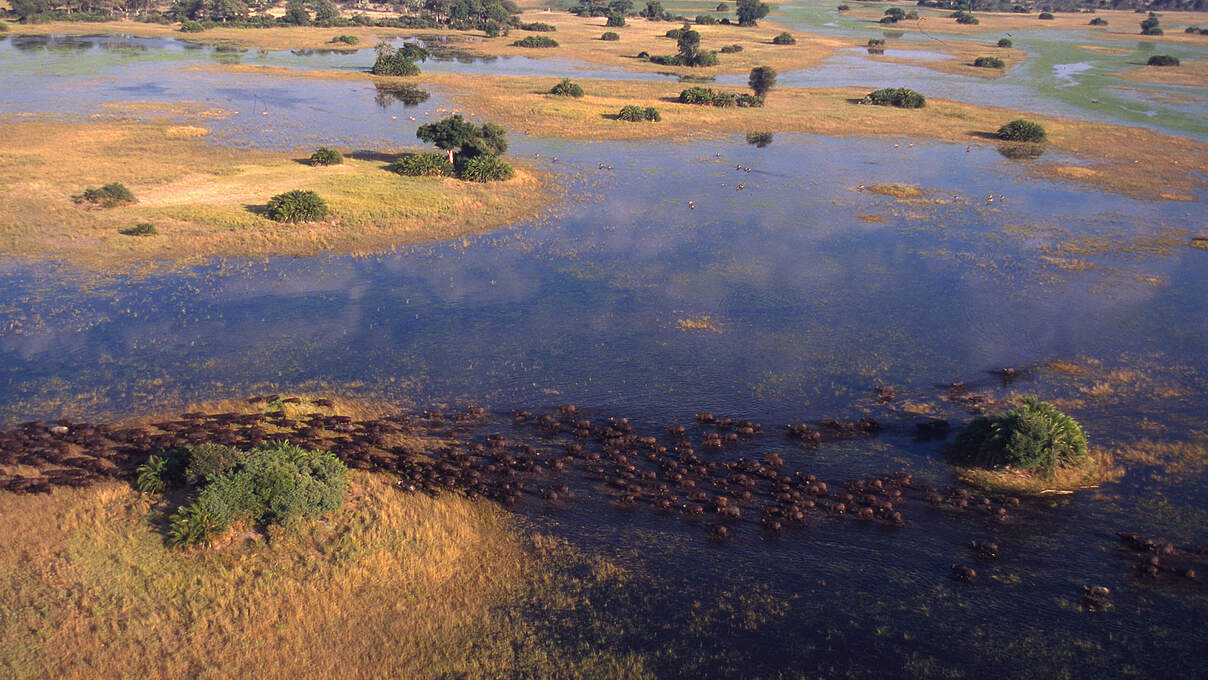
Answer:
[0,0,1206,677]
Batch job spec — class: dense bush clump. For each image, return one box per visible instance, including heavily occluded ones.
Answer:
[179,19,204,32]
[837,4,850,10]
[1147,54,1179,66]
[1140,11,1162,35]
[265,190,329,222]
[1186,26,1208,35]
[135,442,348,547]
[1038,11,1054,19]
[997,37,1012,47]
[953,11,979,24]
[973,55,1005,68]
[513,35,559,47]
[862,87,926,108]
[868,38,885,47]
[997,118,1046,142]
[746,131,773,148]
[459,155,516,182]
[720,44,743,53]
[772,31,796,44]
[78,182,136,207]
[1089,16,1108,25]
[308,147,343,166]
[678,86,762,107]
[0,21,9,31]
[549,78,585,97]
[519,21,556,31]
[617,105,661,121]
[388,152,455,177]
[371,43,427,76]
[947,398,1089,478]
[120,222,158,236]
[330,34,359,44]
[881,7,917,23]
[601,31,620,40]
[736,0,770,26]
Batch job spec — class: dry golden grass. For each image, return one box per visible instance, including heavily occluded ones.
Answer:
[460,9,848,76]
[428,74,1207,200]
[865,183,927,199]
[7,19,455,51]
[952,451,1123,496]
[868,39,1026,79]
[0,472,653,679]
[1112,60,1208,88]
[842,5,1208,40]
[0,116,553,269]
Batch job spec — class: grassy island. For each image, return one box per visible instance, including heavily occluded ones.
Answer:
[0,116,550,269]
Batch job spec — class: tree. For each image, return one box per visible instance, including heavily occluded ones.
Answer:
[608,0,632,14]
[640,0,664,18]
[208,0,249,22]
[416,115,509,165]
[283,0,311,24]
[735,0,769,26]
[313,0,339,22]
[1140,11,1162,34]
[748,65,776,101]
[677,27,701,62]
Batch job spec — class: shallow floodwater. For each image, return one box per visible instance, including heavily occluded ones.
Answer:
[2,24,1207,680]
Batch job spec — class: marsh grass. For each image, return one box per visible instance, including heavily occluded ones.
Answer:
[953,451,1122,496]
[0,473,652,679]
[0,118,552,269]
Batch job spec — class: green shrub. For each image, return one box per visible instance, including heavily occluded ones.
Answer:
[953,11,978,24]
[1089,16,1107,25]
[601,31,620,40]
[1140,11,1161,35]
[308,146,343,166]
[997,118,1046,142]
[720,43,743,53]
[0,21,10,31]
[947,398,1088,478]
[458,155,515,182]
[973,55,1005,68]
[513,35,559,47]
[265,190,329,222]
[388,152,455,177]
[678,86,762,108]
[164,441,348,547]
[179,20,204,32]
[549,78,585,97]
[1186,26,1208,35]
[330,34,359,44]
[519,21,556,31]
[837,4,849,10]
[371,44,425,76]
[867,38,885,47]
[862,87,925,108]
[607,12,626,26]
[772,31,796,45]
[695,14,716,24]
[618,104,660,121]
[745,131,773,148]
[997,38,1012,47]
[1147,54,1179,66]
[996,142,1046,160]
[135,454,169,493]
[78,182,136,207]
[1038,11,1054,19]
[120,222,158,236]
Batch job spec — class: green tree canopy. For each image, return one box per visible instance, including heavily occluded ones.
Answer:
[748,65,777,100]
[416,115,509,163]
[735,0,770,26]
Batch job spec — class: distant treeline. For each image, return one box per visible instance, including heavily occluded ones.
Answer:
[875,0,1206,12]
[4,0,525,30]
